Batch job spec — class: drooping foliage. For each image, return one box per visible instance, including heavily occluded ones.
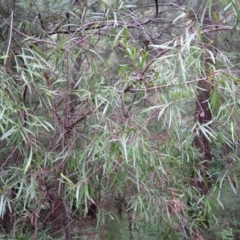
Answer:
[0,0,240,239]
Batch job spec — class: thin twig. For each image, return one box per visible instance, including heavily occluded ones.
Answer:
[5,11,13,65]
[62,198,72,240]
[0,146,18,170]
[128,77,207,92]
[2,11,14,72]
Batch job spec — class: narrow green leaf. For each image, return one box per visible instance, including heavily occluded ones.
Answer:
[179,55,186,81]
[61,173,74,186]
[120,134,128,163]
[113,12,118,26]
[212,11,219,21]
[24,147,33,174]
[113,27,126,47]
[229,0,240,21]
[210,85,220,111]
[230,122,235,143]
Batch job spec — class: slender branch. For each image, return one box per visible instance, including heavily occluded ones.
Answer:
[32,211,38,240]
[128,77,208,92]
[2,11,14,71]
[202,25,240,34]
[5,11,13,62]
[0,146,18,170]
[68,110,92,129]
[154,0,158,17]
[52,104,65,127]
[62,198,72,240]
[65,50,71,130]
[142,48,171,75]
[7,15,240,54]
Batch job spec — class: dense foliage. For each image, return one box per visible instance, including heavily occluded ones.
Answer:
[0,0,240,239]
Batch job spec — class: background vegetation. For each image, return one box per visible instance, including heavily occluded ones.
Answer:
[0,0,240,239]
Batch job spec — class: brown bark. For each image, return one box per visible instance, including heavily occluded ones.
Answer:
[194,80,212,165]
[193,78,213,195]
[49,196,65,238]
[191,12,214,184]
[192,8,217,194]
